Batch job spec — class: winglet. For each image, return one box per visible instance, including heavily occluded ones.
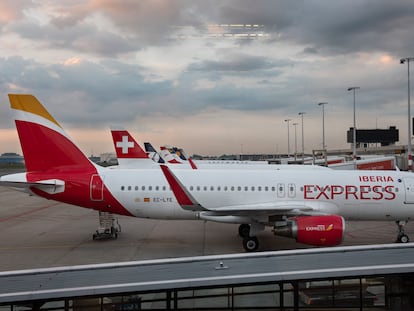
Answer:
[160,165,205,211]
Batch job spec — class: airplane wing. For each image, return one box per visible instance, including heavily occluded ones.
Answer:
[160,165,205,211]
[160,165,336,217]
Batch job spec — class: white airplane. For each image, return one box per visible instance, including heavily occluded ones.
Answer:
[111,130,197,169]
[160,144,269,166]
[2,94,414,252]
[113,130,331,171]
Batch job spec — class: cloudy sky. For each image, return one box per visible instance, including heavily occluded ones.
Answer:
[0,0,413,156]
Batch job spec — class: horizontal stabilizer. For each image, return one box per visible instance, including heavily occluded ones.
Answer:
[0,173,65,194]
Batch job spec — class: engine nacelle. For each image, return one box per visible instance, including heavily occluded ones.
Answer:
[273,215,345,246]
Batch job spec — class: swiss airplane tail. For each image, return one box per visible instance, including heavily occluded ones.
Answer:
[110,129,156,168]
[9,94,95,173]
[111,129,148,159]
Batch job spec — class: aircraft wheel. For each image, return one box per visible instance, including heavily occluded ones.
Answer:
[238,224,250,238]
[398,234,410,243]
[243,236,259,252]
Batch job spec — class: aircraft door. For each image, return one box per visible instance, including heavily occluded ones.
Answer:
[403,177,414,204]
[90,174,104,201]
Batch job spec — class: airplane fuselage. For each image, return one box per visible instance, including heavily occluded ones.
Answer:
[37,166,414,223]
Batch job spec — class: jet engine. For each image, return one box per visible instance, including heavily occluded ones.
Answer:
[273,215,345,246]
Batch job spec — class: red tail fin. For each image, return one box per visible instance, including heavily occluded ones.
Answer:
[9,94,94,172]
[111,129,149,159]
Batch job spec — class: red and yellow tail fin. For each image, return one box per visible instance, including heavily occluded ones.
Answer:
[9,94,94,172]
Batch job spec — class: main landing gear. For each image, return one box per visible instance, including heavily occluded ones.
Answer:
[396,220,410,243]
[238,224,259,252]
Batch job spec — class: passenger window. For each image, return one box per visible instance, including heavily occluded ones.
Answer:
[142,186,145,191]
[135,186,138,191]
[210,186,214,191]
[251,186,255,191]
[265,186,268,191]
[244,186,248,191]
[197,186,200,191]
[217,186,221,191]
[149,186,152,191]
[190,186,194,191]
[237,186,241,191]
[162,186,166,191]
[121,186,125,191]
[258,186,262,191]
[277,183,285,198]
[231,186,235,191]
[288,183,296,198]
[224,186,228,191]
[128,186,131,191]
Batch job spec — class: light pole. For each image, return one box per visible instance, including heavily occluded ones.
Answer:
[401,57,414,172]
[318,102,328,150]
[298,112,306,162]
[293,122,298,161]
[284,119,291,157]
[347,87,360,162]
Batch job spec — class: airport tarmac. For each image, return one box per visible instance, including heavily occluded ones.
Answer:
[0,186,412,272]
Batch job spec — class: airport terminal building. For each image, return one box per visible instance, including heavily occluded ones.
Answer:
[1,244,414,311]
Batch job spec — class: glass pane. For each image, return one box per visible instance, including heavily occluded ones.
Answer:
[365,277,385,307]
[40,300,65,310]
[234,284,280,308]
[72,297,101,311]
[299,280,334,307]
[140,293,166,310]
[177,288,230,309]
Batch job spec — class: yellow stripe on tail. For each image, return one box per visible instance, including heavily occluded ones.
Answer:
[8,94,61,128]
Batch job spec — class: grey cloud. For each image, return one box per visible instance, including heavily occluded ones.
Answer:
[0,0,37,24]
[9,20,139,57]
[0,57,173,127]
[203,0,414,56]
[5,0,414,57]
[284,1,414,56]
[187,54,291,73]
